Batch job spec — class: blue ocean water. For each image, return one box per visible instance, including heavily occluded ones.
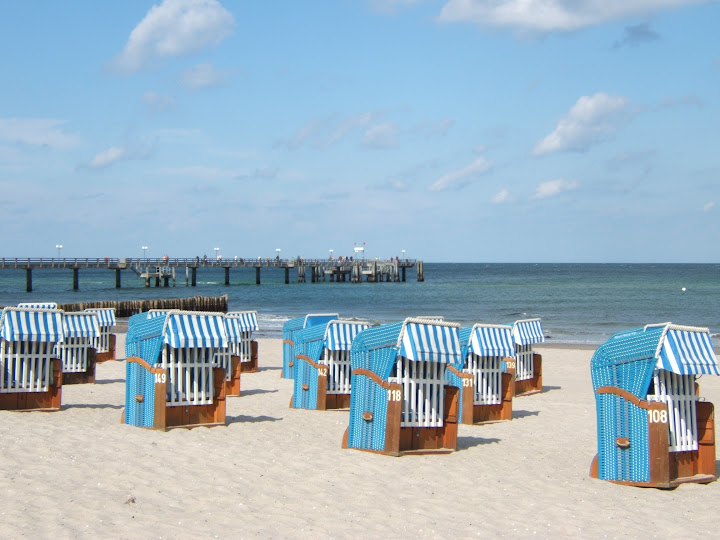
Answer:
[0,263,718,346]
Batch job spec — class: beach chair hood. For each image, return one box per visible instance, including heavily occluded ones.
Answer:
[325,320,369,351]
[83,308,116,327]
[511,318,544,346]
[163,311,228,349]
[225,311,259,340]
[469,324,516,358]
[1,307,64,343]
[62,312,101,339]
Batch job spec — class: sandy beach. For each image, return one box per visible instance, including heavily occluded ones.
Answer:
[2,336,720,539]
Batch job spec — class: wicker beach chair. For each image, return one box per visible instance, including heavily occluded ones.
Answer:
[57,311,100,385]
[291,320,369,410]
[590,323,719,488]
[227,311,259,373]
[123,310,229,430]
[446,324,516,424]
[282,313,338,379]
[509,318,544,396]
[342,318,462,456]
[0,306,64,411]
[83,308,116,362]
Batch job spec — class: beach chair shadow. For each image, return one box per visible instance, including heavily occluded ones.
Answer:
[590,323,719,488]
[227,414,282,424]
[95,378,125,385]
[62,403,125,410]
[457,436,501,450]
[512,410,540,419]
[240,388,278,397]
[541,385,561,393]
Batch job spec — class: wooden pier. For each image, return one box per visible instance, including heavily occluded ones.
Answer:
[0,257,424,292]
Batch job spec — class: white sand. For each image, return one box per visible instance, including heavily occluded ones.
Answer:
[2,338,720,538]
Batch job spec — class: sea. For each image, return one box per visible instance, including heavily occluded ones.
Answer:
[1,263,718,347]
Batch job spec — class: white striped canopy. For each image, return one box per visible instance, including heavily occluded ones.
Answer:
[226,311,259,332]
[512,319,545,345]
[163,312,228,349]
[147,310,170,319]
[398,320,461,364]
[84,308,116,327]
[18,302,58,309]
[0,307,64,342]
[63,312,101,338]
[324,320,369,351]
[651,324,720,376]
[470,324,515,357]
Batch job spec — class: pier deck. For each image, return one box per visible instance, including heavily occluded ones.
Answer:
[0,257,424,292]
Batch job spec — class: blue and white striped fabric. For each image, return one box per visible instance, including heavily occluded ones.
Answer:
[512,319,545,345]
[63,312,100,338]
[0,307,64,343]
[655,325,719,376]
[398,320,461,364]
[163,312,228,349]
[226,311,259,332]
[147,310,170,319]
[470,324,515,357]
[18,302,58,309]
[325,321,369,351]
[84,308,116,327]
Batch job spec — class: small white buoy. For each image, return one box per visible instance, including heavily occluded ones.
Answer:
[682,287,687,292]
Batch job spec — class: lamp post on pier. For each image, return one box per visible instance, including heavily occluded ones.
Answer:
[329,249,334,261]
[56,244,63,259]
[214,247,220,261]
[142,245,148,260]
[402,249,406,262]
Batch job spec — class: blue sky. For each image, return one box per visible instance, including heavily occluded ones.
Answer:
[1,0,718,262]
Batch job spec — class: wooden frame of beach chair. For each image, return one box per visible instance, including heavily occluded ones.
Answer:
[446,324,516,424]
[291,320,369,411]
[509,318,544,396]
[0,307,64,411]
[589,323,718,488]
[84,308,117,362]
[57,312,100,385]
[281,313,338,379]
[122,310,228,430]
[342,318,462,456]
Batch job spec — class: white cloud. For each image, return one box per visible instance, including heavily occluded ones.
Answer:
[157,165,234,179]
[437,0,711,33]
[533,93,630,155]
[141,91,176,111]
[492,189,511,203]
[533,178,578,199]
[704,201,715,212]
[181,62,231,89]
[88,146,127,168]
[362,122,399,148]
[430,156,492,191]
[0,118,81,149]
[109,0,235,74]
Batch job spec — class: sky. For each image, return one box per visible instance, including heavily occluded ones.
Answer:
[0,0,718,263]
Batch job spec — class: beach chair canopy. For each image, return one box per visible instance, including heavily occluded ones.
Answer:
[0,307,64,343]
[293,323,329,363]
[126,310,229,365]
[351,318,461,379]
[17,302,58,309]
[591,323,719,397]
[465,324,516,358]
[325,320,370,351]
[83,308,116,327]
[62,312,100,339]
[147,309,170,319]
[511,318,545,346]
[226,311,259,333]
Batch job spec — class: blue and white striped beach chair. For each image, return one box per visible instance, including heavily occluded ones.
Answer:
[342,318,462,456]
[282,313,338,379]
[124,310,229,430]
[292,319,369,410]
[510,318,544,396]
[446,323,516,424]
[0,306,64,411]
[83,308,116,362]
[57,311,100,384]
[227,311,259,373]
[590,323,719,488]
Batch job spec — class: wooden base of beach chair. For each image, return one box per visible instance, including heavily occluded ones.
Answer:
[470,372,515,424]
[342,385,459,456]
[240,340,259,373]
[590,394,717,488]
[224,356,241,397]
[95,335,116,363]
[63,349,97,385]
[513,354,542,397]
[0,359,63,411]
[324,393,351,410]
